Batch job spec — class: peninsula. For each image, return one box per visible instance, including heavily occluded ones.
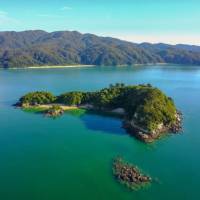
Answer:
[15,83,182,142]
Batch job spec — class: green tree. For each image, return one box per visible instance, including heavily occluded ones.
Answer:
[19,91,56,106]
[57,92,84,105]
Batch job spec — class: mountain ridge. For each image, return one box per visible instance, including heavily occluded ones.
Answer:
[0,30,200,68]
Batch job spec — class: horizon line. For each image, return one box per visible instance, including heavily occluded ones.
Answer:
[0,29,199,46]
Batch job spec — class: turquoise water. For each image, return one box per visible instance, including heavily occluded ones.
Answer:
[0,65,200,200]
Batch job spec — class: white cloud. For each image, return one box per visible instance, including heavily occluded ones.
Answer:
[0,10,20,25]
[61,6,72,11]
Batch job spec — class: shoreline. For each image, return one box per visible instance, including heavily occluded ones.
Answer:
[22,104,78,111]
[15,83,182,143]
[8,65,96,70]
[19,103,182,143]
[123,111,182,143]
[21,104,125,116]
[1,63,194,70]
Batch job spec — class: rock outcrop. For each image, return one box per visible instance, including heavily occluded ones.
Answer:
[113,157,151,190]
[123,111,182,143]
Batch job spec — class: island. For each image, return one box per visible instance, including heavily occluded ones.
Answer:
[113,157,151,190]
[15,83,182,142]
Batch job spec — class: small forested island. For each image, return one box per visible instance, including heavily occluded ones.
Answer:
[113,157,151,190]
[15,83,182,142]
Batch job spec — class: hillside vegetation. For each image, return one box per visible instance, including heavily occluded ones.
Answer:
[1,30,200,68]
[16,84,181,140]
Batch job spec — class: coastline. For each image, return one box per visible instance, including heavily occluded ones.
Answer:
[15,83,182,143]
[1,63,189,70]
[123,111,182,143]
[9,64,96,70]
[21,104,125,116]
[22,104,78,111]
[19,103,182,143]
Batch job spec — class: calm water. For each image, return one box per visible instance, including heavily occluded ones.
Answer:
[0,65,200,200]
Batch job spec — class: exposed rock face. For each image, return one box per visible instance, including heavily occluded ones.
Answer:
[79,104,94,109]
[170,111,182,133]
[45,106,64,117]
[14,85,183,143]
[123,111,182,143]
[113,157,151,190]
[111,108,125,115]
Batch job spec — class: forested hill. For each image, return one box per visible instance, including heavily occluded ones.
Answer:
[0,30,200,68]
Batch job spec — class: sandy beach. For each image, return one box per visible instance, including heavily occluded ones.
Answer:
[10,65,96,70]
[34,104,78,111]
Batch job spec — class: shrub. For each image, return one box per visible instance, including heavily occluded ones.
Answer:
[56,91,84,105]
[19,91,56,106]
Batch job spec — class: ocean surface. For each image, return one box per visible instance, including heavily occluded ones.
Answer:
[0,65,200,200]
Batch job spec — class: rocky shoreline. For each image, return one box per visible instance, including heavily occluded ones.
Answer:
[113,157,151,190]
[123,111,183,143]
[45,105,65,117]
[16,102,182,142]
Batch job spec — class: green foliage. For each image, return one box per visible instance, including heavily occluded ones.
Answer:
[81,92,96,104]
[100,84,176,132]
[89,83,126,108]
[18,83,177,134]
[19,91,56,106]
[56,92,84,105]
[1,30,200,68]
[132,87,176,131]
[47,105,62,112]
[44,105,64,118]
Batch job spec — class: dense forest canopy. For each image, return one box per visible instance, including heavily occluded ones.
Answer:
[1,30,200,68]
[18,91,56,105]
[17,83,177,133]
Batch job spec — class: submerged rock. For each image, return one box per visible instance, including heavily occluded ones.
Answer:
[113,157,151,190]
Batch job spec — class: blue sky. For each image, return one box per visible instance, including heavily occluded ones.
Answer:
[0,0,200,44]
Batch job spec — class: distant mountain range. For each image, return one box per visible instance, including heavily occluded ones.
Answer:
[0,30,200,68]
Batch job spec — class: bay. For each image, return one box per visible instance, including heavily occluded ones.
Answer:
[0,65,200,200]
